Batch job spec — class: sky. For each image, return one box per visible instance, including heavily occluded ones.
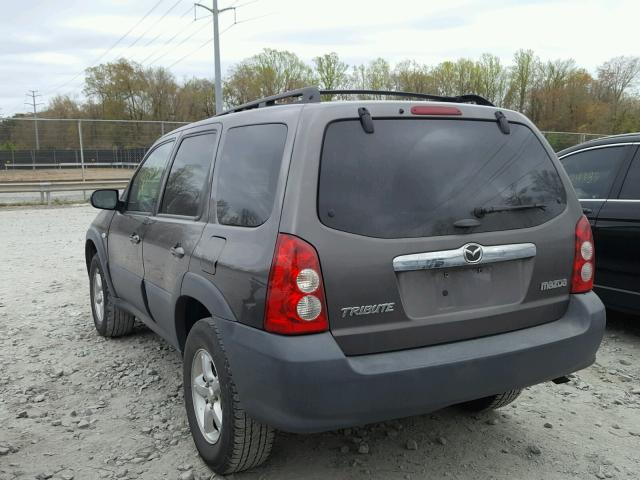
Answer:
[1,0,639,116]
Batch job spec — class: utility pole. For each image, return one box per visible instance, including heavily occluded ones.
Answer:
[25,90,44,150]
[195,2,235,114]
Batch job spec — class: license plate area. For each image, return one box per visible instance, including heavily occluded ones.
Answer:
[396,260,531,318]
[435,265,493,310]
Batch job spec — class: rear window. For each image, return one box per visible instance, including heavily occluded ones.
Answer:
[318,118,566,238]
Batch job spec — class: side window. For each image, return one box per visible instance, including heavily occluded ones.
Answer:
[160,132,217,217]
[215,124,288,227]
[619,157,640,199]
[561,146,627,199]
[127,141,174,213]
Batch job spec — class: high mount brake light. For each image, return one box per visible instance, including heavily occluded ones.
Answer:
[264,234,329,335]
[410,106,462,116]
[571,215,595,293]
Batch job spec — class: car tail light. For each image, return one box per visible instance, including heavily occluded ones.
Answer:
[264,234,329,334]
[571,215,595,293]
[410,106,462,116]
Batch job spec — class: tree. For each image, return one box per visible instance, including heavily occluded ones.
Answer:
[224,49,314,107]
[84,58,148,120]
[596,56,640,104]
[476,54,508,106]
[313,52,349,90]
[350,58,394,98]
[505,49,537,112]
[431,61,458,96]
[595,56,640,129]
[7,49,640,140]
[145,67,178,121]
[393,60,435,93]
[175,78,215,120]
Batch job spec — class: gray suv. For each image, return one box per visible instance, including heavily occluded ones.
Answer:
[86,87,606,474]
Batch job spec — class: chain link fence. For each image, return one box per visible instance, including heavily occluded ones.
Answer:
[0,118,608,176]
[0,118,188,173]
[541,131,606,151]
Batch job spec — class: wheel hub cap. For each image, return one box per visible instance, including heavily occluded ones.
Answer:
[92,269,104,323]
[191,349,222,444]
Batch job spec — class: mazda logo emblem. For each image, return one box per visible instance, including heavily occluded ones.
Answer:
[462,243,483,264]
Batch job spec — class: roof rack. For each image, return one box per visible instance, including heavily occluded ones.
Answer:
[219,86,494,115]
[322,89,494,106]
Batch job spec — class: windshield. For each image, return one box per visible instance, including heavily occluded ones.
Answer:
[318,118,566,239]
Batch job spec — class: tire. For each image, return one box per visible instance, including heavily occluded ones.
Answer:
[89,254,135,337]
[183,318,275,474]
[460,389,522,412]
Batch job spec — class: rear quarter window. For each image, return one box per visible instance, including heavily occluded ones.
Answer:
[215,123,288,227]
[318,118,566,239]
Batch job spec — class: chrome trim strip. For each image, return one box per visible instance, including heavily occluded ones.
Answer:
[558,142,640,159]
[393,243,537,272]
[579,199,640,202]
[594,284,640,296]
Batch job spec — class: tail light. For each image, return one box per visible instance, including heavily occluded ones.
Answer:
[264,234,329,334]
[410,105,462,116]
[571,215,595,293]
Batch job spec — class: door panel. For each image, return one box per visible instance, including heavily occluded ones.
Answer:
[142,129,219,335]
[107,139,175,316]
[108,212,149,313]
[594,152,640,313]
[594,203,640,309]
[143,217,206,330]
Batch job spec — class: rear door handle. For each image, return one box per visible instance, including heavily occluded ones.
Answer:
[129,233,141,244]
[170,245,185,258]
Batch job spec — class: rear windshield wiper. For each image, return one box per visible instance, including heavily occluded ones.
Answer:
[473,203,547,218]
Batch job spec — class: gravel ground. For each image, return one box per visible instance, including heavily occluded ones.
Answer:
[1,205,639,480]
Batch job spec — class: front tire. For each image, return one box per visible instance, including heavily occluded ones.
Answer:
[89,254,135,337]
[183,318,275,474]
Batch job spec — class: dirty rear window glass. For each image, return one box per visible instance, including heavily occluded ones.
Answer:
[318,119,566,238]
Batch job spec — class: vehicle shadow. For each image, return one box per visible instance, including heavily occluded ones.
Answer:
[235,403,550,480]
[606,309,640,336]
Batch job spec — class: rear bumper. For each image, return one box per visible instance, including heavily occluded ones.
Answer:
[218,292,605,433]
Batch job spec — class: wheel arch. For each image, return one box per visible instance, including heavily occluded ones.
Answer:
[175,272,237,352]
[85,228,118,297]
[85,239,97,273]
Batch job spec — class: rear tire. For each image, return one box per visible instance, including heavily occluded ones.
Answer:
[89,254,135,337]
[460,389,522,412]
[183,318,275,474]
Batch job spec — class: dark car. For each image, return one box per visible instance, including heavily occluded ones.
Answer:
[559,134,640,315]
[86,87,605,474]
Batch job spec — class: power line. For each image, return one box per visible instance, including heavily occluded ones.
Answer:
[123,0,185,52]
[145,20,211,67]
[163,11,270,70]
[143,0,257,67]
[139,4,193,50]
[46,0,167,97]
[166,36,213,70]
[138,6,203,65]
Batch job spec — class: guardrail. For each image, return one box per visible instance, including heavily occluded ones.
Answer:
[0,179,129,205]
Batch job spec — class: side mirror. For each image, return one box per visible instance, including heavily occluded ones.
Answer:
[91,189,121,210]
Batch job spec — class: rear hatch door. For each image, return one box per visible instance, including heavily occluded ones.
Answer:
[289,105,576,355]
